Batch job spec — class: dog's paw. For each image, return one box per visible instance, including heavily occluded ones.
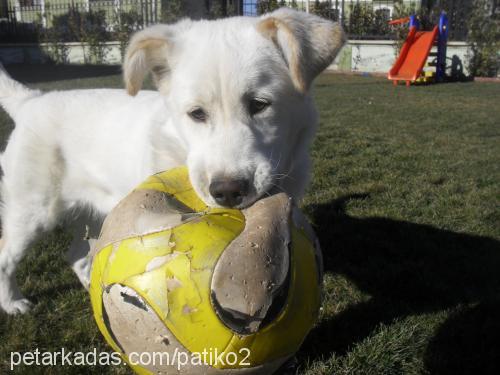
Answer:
[1,298,33,315]
[79,272,91,291]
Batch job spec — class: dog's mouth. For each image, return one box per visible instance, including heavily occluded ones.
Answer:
[237,181,284,209]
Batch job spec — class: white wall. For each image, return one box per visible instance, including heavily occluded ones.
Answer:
[328,40,472,76]
[0,42,122,65]
[0,40,474,77]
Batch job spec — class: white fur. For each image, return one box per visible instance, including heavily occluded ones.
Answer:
[0,9,345,314]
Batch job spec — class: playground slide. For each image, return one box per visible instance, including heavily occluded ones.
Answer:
[388,26,439,83]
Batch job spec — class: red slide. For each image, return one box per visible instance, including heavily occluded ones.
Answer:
[388,26,438,84]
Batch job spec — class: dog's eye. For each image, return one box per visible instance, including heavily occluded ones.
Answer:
[249,98,270,116]
[188,107,208,122]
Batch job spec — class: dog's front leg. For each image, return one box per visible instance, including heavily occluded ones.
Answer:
[0,236,34,314]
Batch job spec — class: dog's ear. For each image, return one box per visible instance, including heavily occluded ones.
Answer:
[257,8,346,93]
[123,24,178,96]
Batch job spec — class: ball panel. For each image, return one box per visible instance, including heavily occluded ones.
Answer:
[136,167,207,213]
[92,166,213,259]
[102,231,175,285]
[211,193,292,335]
[91,189,196,259]
[103,284,291,375]
[214,225,321,366]
[103,284,211,375]
[91,211,247,364]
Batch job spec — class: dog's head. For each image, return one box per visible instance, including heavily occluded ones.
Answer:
[123,8,345,208]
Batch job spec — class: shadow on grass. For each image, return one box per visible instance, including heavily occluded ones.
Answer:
[300,194,500,373]
[5,64,121,84]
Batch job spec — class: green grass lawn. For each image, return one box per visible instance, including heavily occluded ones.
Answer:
[0,65,499,374]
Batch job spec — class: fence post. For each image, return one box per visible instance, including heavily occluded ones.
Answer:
[341,0,345,27]
[14,0,22,22]
[236,0,243,16]
[40,0,47,27]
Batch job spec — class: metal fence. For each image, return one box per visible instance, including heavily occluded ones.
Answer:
[242,0,471,40]
[0,0,471,43]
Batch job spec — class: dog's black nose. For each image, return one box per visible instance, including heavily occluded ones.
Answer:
[209,179,249,207]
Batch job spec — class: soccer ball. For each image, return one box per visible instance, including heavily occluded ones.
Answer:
[89,166,322,374]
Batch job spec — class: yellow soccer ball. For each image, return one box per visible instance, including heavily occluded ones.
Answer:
[89,166,322,375]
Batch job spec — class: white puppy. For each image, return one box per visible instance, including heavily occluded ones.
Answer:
[0,8,345,314]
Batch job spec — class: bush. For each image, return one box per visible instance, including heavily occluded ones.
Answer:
[208,0,239,19]
[46,10,75,42]
[390,0,419,55]
[161,0,186,23]
[311,0,332,19]
[113,9,143,61]
[43,11,75,63]
[79,10,109,64]
[289,0,298,10]
[372,8,391,36]
[257,0,279,15]
[466,0,499,77]
[208,0,225,19]
[433,0,472,40]
[0,20,41,43]
[347,3,373,37]
[44,9,109,64]
[43,28,69,64]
